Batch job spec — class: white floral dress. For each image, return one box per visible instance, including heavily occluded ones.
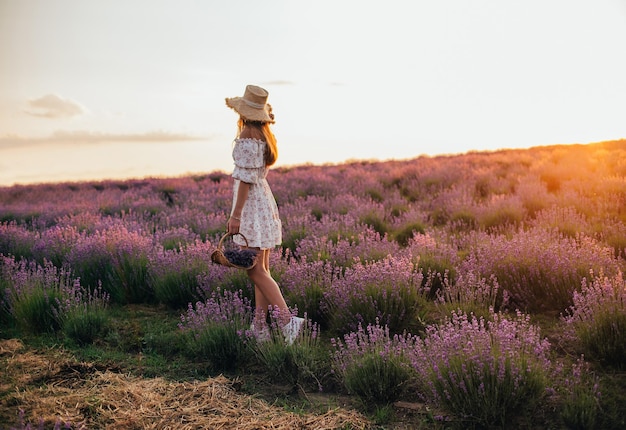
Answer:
[231,138,282,249]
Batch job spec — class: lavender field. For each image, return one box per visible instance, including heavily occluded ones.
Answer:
[1,140,626,429]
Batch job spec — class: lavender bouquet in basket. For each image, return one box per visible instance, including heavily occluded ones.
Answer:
[223,248,258,268]
[211,233,259,270]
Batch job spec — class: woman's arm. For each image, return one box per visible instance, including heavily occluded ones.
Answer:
[227,180,250,234]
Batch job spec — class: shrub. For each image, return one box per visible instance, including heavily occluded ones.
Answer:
[408,310,552,428]
[154,226,199,250]
[65,232,114,293]
[280,259,339,329]
[404,233,460,299]
[58,284,110,345]
[0,222,36,260]
[2,256,65,333]
[359,212,389,236]
[392,221,426,247]
[67,225,153,304]
[107,229,152,304]
[0,273,11,325]
[563,271,626,369]
[179,290,253,371]
[32,225,80,267]
[519,186,552,219]
[366,188,384,203]
[389,203,408,218]
[323,256,426,336]
[13,285,63,334]
[196,265,255,304]
[332,322,414,405]
[599,219,626,259]
[1,256,108,336]
[463,228,620,312]
[148,240,213,308]
[483,207,524,230]
[560,357,601,430]
[295,229,400,268]
[62,309,109,346]
[530,206,591,239]
[418,253,456,299]
[253,311,327,391]
[280,221,309,258]
[449,209,477,231]
[436,270,510,317]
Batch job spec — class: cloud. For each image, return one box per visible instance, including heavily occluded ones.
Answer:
[0,130,207,148]
[49,130,205,142]
[24,94,86,119]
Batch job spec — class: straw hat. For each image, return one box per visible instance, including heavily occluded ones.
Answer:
[225,84,275,123]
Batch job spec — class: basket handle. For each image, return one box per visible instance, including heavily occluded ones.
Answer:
[218,232,250,249]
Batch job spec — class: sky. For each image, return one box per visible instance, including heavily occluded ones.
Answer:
[1,0,626,186]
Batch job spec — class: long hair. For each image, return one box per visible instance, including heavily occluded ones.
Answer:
[237,118,278,166]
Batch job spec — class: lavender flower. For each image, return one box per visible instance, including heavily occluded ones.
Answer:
[223,248,258,268]
[407,309,552,426]
[563,270,626,368]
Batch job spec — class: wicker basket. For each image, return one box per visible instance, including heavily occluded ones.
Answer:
[211,233,259,270]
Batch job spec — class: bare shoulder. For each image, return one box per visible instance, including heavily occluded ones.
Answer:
[240,126,264,141]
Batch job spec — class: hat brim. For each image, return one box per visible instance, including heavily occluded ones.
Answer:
[225,97,274,123]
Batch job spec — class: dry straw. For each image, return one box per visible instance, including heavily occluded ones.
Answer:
[1,339,370,429]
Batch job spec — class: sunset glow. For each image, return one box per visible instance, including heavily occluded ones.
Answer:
[1,0,626,186]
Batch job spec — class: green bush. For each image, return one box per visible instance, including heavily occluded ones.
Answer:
[0,222,36,261]
[359,212,389,236]
[2,258,63,334]
[332,323,414,406]
[432,354,546,427]
[564,271,626,369]
[253,319,327,391]
[418,253,456,299]
[480,205,525,230]
[559,358,601,430]
[112,251,151,304]
[365,188,384,203]
[449,209,477,230]
[67,227,153,304]
[179,290,253,372]
[325,257,428,336]
[13,288,62,334]
[342,352,411,405]
[151,267,201,308]
[187,323,251,372]
[149,247,210,308]
[392,222,426,247]
[63,307,110,345]
[0,276,11,326]
[284,283,325,329]
[578,311,626,370]
[409,311,552,428]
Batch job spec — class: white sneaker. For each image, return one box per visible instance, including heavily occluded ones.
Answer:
[282,316,304,345]
[250,323,270,343]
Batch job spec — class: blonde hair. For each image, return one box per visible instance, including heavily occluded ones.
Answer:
[237,118,278,166]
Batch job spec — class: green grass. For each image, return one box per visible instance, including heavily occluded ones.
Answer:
[4,303,626,429]
[69,304,207,380]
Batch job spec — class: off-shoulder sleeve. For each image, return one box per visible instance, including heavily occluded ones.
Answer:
[232,138,265,184]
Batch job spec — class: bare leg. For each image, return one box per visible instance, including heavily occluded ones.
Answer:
[263,250,270,272]
[248,249,290,325]
[253,250,272,326]
[253,284,271,328]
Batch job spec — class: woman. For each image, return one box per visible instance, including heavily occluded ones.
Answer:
[225,84,304,344]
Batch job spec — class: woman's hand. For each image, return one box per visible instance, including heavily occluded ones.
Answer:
[227,216,240,235]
